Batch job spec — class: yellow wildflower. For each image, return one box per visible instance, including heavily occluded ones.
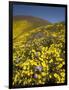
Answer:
[58,64,63,68]
[49,59,53,63]
[42,72,46,76]
[49,75,52,78]
[39,80,42,84]
[38,75,41,79]
[32,49,35,53]
[54,73,58,78]
[60,72,65,77]
[42,62,46,67]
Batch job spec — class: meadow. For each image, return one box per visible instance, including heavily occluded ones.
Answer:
[12,16,65,87]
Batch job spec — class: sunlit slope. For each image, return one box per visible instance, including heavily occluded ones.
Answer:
[13,20,65,86]
[13,16,50,42]
[25,22,65,47]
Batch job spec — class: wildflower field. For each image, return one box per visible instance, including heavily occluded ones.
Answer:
[12,16,65,87]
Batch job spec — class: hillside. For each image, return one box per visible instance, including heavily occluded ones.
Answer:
[13,16,51,42]
[12,16,65,87]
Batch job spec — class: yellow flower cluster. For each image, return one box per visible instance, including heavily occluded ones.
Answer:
[13,23,65,86]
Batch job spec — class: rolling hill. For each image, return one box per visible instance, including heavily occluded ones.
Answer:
[12,15,65,87]
[13,16,51,42]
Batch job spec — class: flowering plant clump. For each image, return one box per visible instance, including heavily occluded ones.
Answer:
[13,23,65,86]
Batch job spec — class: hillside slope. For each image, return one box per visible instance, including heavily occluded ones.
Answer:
[12,16,65,87]
[13,16,51,42]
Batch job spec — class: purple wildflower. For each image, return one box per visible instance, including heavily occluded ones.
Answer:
[34,74,38,78]
[35,66,42,71]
